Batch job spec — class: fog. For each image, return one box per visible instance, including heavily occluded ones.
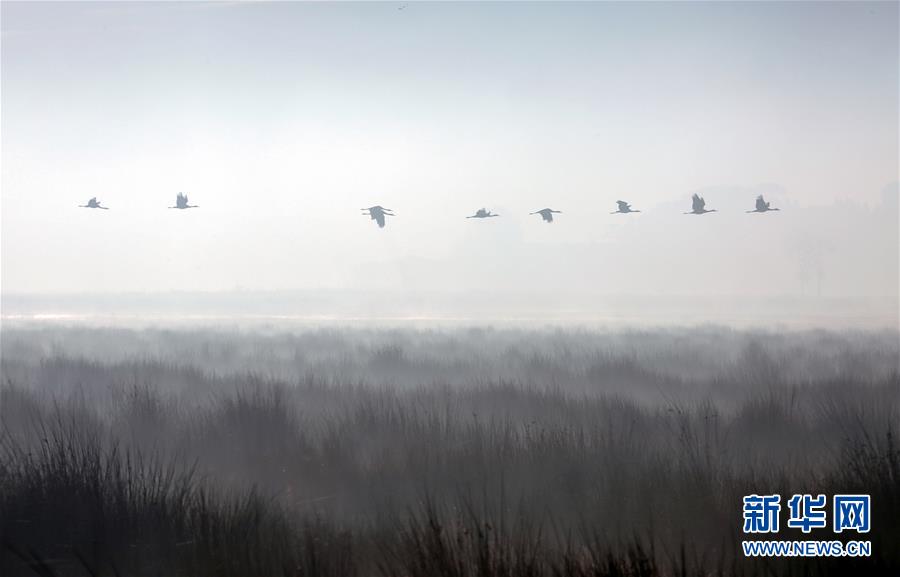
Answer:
[2,1,897,324]
[3,325,899,576]
[2,3,899,576]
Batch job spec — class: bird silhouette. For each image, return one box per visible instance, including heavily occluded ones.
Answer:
[467,208,499,219]
[747,195,780,213]
[530,208,561,223]
[684,193,716,215]
[362,205,395,228]
[169,193,198,209]
[79,197,108,210]
[611,200,640,214]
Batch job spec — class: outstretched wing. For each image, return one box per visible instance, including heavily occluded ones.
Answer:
[692,194,705,212]
[755,195,766,212]
[374,211,386,228]
[616,200,629,211]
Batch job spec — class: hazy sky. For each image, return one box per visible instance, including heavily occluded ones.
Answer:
[2,1,897,301]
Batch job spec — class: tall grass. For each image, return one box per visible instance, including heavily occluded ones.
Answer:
[1,326,898,575]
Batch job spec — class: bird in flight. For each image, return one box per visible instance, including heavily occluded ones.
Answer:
[170,193,198,210]
[684,193,716,215]
[530,208,562,223]
[362,205,395,228]
[79,197,108,210]
[611,201,640,214]
[747,195,780,213]
[467,208,499,219]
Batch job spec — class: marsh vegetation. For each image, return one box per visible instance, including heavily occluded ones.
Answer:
[1,326,898,576]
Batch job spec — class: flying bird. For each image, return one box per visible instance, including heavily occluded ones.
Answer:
[611,201,640,214]
[467,208,499,219]
[684,193,717,215]
[79,197,108,210]
[170,193,198,209]
[531,208,562,223]
[362,205,395,228]
[747,195,780,213]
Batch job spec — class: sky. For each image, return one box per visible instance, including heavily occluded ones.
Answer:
[1,1,898,312]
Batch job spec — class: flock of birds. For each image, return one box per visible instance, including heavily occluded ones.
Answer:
[80,193,780,228]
